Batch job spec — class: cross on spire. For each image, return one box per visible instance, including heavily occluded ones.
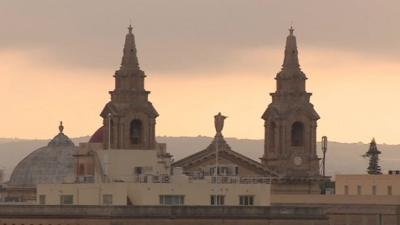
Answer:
[282,26,299,69]
[121,24,140,69]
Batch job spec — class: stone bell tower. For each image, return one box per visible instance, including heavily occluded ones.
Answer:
[100,25,158,150]
[261,27,320,178]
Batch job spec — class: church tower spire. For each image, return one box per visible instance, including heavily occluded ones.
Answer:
[282,26,300,70]
[261,27,321,190]
[121,24,140,70]
[100,25,158,150]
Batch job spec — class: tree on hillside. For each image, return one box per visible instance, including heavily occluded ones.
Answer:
[362,138,382,175]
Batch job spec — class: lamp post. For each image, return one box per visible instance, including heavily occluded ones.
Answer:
[104,113,112,180]
[321,136,328,177]
[107,113,112,150]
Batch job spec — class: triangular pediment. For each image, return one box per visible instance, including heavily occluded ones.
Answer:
[172,135,278,177]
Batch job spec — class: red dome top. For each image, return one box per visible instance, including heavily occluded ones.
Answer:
[89,126,104,143]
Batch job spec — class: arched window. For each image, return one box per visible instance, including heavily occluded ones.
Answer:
[269,122,276,149]
[78,164,85,175]
[130,119,142,144]
[291,122,304,146]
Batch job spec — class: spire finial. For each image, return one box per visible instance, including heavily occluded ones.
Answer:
[59,121,64,133]
[282,25,299,69]
[128,24,133,34]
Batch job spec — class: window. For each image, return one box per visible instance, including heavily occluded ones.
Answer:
[130,119,142,144]
[159,195,184,205]
[60,195,73,205]
[134,167,143,175]
[291,122,304,146]
[344,185,349,195]
[78,164,85,175]
[220,167,229,176]
[239,195,254,206]
[372,185,377,195]
[357,185,362,195]
[235,166,239,176]
[39,195,46,205]
[210,195,225,206]
[103,194,113,205]
[210,167,220,176]
[388,186,392,195]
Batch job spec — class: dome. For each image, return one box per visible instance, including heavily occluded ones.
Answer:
[8,122,77,187]
[89,126,104,143]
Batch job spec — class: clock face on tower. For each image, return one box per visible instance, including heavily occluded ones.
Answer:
[293,156,303,166]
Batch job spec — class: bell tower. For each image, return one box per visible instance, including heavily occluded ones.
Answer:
[261,27,320,178]
[100,25,158,150]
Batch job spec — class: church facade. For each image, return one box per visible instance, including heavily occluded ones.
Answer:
[34,25,329,206]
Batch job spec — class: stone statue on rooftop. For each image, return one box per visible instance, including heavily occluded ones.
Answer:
[214,112,227,135]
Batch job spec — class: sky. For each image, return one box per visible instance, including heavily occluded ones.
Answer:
[1,0,400,144]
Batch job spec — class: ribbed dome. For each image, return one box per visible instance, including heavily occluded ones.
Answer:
[89,126,104,143]
[8,122,77,187]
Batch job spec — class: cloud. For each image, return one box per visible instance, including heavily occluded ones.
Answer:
[1,0,400,74]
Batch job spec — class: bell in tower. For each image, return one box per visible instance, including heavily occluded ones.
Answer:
[100,25,158,150]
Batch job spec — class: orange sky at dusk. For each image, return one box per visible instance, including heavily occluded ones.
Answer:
[1,45,400,144]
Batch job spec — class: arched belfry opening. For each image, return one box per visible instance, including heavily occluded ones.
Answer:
[291,122,304,146]
[130,119,142,144]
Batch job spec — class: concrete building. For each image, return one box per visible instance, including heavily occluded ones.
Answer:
[336,173,400,196]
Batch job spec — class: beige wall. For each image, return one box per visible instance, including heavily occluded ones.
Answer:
[96,149,170,181]
[128,176,270,206]
[38,177,270,206]
[336,174,400,195]
[271,194,400,205]
[37,183,128,205]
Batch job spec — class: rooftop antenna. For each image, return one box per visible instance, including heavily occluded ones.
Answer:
[321,136,328,176]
